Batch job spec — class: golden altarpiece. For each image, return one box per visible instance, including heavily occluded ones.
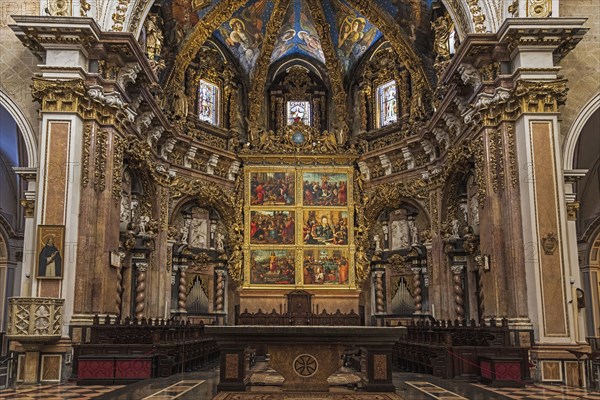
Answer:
[2,0,593,389]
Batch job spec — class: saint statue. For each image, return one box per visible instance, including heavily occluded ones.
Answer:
[145,15,163,61]
[39,237,62,277]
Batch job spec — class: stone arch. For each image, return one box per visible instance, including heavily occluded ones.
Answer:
[563,91,600,170]
[0,89,37,168]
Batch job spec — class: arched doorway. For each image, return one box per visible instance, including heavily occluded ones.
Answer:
[0,102,30,368]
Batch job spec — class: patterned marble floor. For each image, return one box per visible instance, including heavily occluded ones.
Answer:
[473,383,600,400]
[1,369,600,399]
[0,384,124,399]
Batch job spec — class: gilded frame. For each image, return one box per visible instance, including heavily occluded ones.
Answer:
[243,166,355,289]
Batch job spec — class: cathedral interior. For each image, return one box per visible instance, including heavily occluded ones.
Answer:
[0,0,599,398]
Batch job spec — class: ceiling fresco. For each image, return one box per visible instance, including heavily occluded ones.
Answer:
[321,0,383,72]
[173,0,434,76]
[270,0,326,65]
[213,0,276,73]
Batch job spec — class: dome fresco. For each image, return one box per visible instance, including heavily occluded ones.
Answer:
[213,0,276,73]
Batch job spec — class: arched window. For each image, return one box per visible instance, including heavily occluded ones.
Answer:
[287,101,311,126]
[376,80,398,128]
[198,79,219,126]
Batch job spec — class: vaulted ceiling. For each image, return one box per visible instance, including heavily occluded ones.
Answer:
[165,0,434,83]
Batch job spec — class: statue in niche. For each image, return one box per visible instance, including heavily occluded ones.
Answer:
[180,219,191,244]
[373,234,382,252]
[408,220,419,246]
[432,14,452,62]
[391,220,409,250]
[120,194,131,224]
[215,232,225,252]
[139,215,150,234]
[471,197,480,226]
[460,202,468,224]
[173,86,188,119]
[450,218,460,239]
[145,15,163,61]
[189,209,209,248]
[130,199,140,228]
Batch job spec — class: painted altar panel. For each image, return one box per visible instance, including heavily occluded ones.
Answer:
[249,249,296,285]
[250,210,296,244]
[302,172,348,206]
[244,166,354,289]
[249,171,296,205]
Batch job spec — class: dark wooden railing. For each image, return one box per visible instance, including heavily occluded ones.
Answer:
[236,308,361,326]
[393,317,533,385]
[72,315,218,384]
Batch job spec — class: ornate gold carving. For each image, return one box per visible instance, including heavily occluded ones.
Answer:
[178,266,188,312]
[112,135,126,202]
[466,0,487,33]
[94,129,108,192]
[506,124,518,188]
[567,201,580,220]
[31,78,132,130]
[20,200,35,218]
[80,0,90,16]
[242,121,356,156]
[527,0,552,17]
[46,0,71,16]
[444,0,471,37]
[82,123,92,187]
[508,0,519,16]
[32,78,85,113]
[514,79,568,114]
[128,0,154,34]
[432,14,453,78]
[111,0,130,32]
[354,178,428,282]
[541,232,558,256]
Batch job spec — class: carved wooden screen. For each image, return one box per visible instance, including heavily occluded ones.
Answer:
[244,166,355,289]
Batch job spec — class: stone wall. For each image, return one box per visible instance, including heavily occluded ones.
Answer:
[559,0,600,138]
[0,0,40,140]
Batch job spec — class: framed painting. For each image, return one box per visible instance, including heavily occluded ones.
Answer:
[302,210,349,245]
[250,210,295,245]
[249,171,295,206]
[302,172,348,206]
[302,248,349,285]
[37,225,65,279]
[249,250,296,285]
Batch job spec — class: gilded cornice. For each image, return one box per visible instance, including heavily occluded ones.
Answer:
[169,0,248,89]
[305,0,348,135]
[247,0,288,135]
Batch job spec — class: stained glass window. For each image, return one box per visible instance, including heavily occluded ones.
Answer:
[198,80,219,126]
[377,80,398,128]
[287,101,311,126]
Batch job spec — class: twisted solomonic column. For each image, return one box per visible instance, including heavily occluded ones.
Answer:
[135,263,148,319]
[411,267,422,313]
[215,269,226,312]
[451,264,465,319]
[374,271,385,314]
[178,266,188,313]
